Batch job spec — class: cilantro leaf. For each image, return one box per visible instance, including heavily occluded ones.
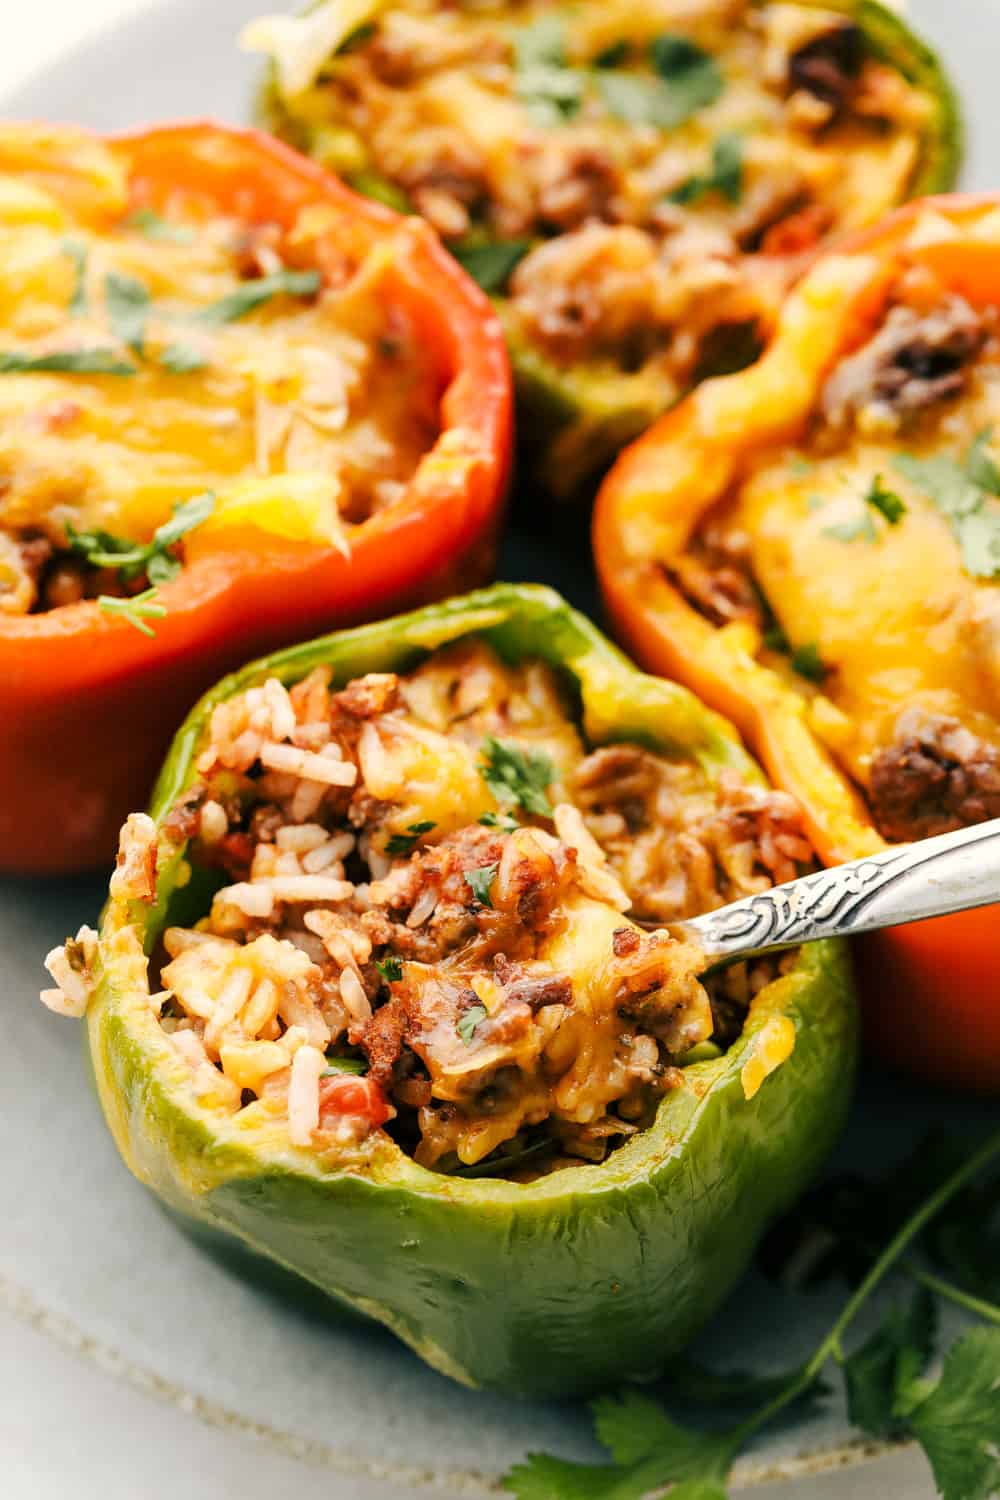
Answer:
[452,240,531,293]
[322,1055,368,1076]
[457,1002,488,1045]
[669,133,743,205]
[907,1327,1000,1500]
[465,862,499,907]
[159,343,208,374]
[96,586,166,637]
[153,491,216,549]
[0,347,136,376]
[894,452,1000,579]
[865,474,907,526]
[386,821,437,857]
[965,428,1000,496]
[823,512,878,544]
[648,33,724,121]
[842,1288,937,1438]
[124,207,195,244]
[481,737,554,816]
[594,40,629,68]
[790,642,827,682]
[66,491,214,582]
[192,269,322,326]
[480,810,520,833]
[511,17,586,124]
[375,955,404,984]
[63,237,88,315]
[105,270,151,354]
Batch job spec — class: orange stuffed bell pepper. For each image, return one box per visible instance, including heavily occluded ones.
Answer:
[595,193,1000,1091]
[0,121,511,874]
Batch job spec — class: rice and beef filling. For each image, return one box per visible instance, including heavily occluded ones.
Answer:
[95,641,808,1175]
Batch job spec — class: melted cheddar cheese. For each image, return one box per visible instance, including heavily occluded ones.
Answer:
[0,131,440,615]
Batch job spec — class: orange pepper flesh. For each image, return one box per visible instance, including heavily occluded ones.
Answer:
[0,123,512,874]
[594,194,1000,1092]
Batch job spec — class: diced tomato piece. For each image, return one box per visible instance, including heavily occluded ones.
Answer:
[318,1073,392,1127]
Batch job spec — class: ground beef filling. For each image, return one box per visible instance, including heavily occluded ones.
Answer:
[139,642,808,1175]
[868,710,1000,843]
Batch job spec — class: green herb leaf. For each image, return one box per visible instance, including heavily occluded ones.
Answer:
[96,586,166,637]
[452,240,531,294]
[104,270,151,355]
[822,512,878,544]
[842,1288,937,1438]
[124,207,195,244]
[894,452,1000,579]
[322,1055,368,1076]
[907,1327,1000,1500]
[664,1359,828,1412]
[648,33,723,121]
[0,347,136,375]
[479,811,520,833]
[670,133,743,205]
[67,491,214,582]
[159,343,209,374]
[63,237,89,315]
[192,269,322,326]
[481,737,554,816]
[385,820,436,857]
[465,862,499,907]
[865,474,907,526]
[594,39,629,67]
[457,1002,488,1045]
[965,428,1000,496]
[153,490,216,550]
[375,955,404,984]
[790,642,827,682]
[595,73,678,129]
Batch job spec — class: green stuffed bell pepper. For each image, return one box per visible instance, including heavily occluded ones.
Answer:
[45,584,857,1398]
[245,0,960,498]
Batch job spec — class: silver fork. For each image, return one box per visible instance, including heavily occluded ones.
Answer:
[664,818,1000,967]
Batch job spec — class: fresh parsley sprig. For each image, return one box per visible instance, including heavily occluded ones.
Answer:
[895,430,1000,579]
[385,821,436,857]
[480,737,555,817]
[669,134,743,206]
[504,1127,1000,1500]
[66,490,215,585]
[465,862,499,907]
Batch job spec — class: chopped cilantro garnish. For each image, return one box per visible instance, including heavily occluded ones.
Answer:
[0,347,136,376]
[96,586,166,637]
[159,343,208,374]
[594,39,629,67]
[322,1055,368,1076]
[66,490,215,584]
[513,19,585,126]
[192,268,322,326]
[375,955,404,983]
[457,1002,488,1045]
[762,622,789,653]
[465,862,499,907]
[790,641,827,682]
[385,821,436,856]
[479,810,520,833]
[865,474,907,526]
[669,133,743,205]
[452,240,531,293]
[63,237,89,315]
[124,208,195,245]
[105,270,151,355]
[503,1126,1000,1500]
[894,441,1000,579]
[648,32,724,120]
[823,512,878,544]
[480,737,554,816]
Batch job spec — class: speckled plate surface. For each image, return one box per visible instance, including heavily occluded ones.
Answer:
[2,2,998,1494]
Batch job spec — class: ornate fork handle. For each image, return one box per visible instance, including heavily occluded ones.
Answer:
[677,818,1000,964]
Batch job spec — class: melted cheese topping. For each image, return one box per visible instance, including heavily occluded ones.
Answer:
[738,337,1000,786]
[0,134,440,613]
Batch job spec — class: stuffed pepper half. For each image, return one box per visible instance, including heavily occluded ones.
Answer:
[0,122,510,873]
[42,584,856,1397]
[595,195,1000,1091]
[245,0,958,494]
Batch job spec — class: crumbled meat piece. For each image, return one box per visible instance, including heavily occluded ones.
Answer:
[821,297,988,429]
[612,926,640,958]
[868,710,1000,842]
[332,672,400,723]
[361,1000,407,1086]
[788,23,862,110]
[497,965,574,1012]
[669,519,761,628]
[535,139,623,233]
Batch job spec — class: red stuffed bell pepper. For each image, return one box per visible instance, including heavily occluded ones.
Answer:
[595,193,1000,1090]
[0,121,511,874]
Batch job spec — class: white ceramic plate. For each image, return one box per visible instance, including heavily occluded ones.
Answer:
[2,2,998,1494]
